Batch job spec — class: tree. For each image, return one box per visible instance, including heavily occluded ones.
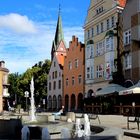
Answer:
[8,59,51,107]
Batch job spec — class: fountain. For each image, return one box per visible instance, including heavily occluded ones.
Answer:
[30,77,36,122]
[75,118,84,137]
[75,114,91,138]
[84,114,91,137]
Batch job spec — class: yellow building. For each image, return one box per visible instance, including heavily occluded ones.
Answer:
[0,61,9,113]
[84,0,126,97]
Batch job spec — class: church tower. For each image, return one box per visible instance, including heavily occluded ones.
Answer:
[47,7,66,111]
[51,7,66,60]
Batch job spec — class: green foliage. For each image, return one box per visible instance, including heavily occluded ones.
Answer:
[8,59,51,106]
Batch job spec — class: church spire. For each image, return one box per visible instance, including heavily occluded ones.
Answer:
[54,5,64,50]
[51,5,65,60]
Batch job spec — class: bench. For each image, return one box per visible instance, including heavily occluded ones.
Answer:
[88,114,101,124]
[75,113,101,124]
[127,116,140,130]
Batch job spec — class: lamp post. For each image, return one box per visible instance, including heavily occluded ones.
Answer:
[43,99,45,111]
[24,91,29,112]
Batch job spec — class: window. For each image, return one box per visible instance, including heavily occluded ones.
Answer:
[96,25,99,35]
[59,72,61,77]
[86,46,90,59]
[96,40,104,56]
[75,59,79,68]
[105,37,114,52]
[87,73,90,79]
[55,71,57,78]
[91,46,94,58]
[66,78,69,86]
[87,67,90,73]
[53,81,56,90]
[124,30,131,45]
[87,67,90,79]
[72,77,75,85]
[91,28,94,37]
[96,6,103,15]
[101,22,104,33]
[96,9,99,14]
[69,61,72,70]
[88,29,90,39]
[124,54,132,69]
[107,19,110,30]
[96,64,104,78]
[58,80,61,89]
[54,62,56,67]
[52,72,55,79]
[49,75,51,80]
[91,66,94,79]
[111,16,115,27]
[49,82,51,90]
[105,62,111,80]
[96,43,99,55]
[78,75,82,84]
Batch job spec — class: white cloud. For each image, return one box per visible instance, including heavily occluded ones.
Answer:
[0,13,37,34]
[0,14,84,74]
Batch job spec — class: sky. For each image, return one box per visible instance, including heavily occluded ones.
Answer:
[0,0,90,74]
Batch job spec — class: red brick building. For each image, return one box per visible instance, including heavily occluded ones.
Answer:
[63,36,85,111]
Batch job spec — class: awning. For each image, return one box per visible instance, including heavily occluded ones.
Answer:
[119,81,140,95]
[96,84,126,96]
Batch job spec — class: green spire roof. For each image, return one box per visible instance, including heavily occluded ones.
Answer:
[54,7,64,50]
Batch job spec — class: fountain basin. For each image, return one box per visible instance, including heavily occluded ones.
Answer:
[26,123,123,140]
[0,115,124,140]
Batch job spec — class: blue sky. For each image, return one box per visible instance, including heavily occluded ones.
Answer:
[0,0,90,74]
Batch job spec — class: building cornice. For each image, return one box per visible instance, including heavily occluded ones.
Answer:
[84,6,124,29]
[0,68,9,73]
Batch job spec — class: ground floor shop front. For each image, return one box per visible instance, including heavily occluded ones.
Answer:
[84,94,140,116]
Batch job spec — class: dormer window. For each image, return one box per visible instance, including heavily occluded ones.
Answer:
[96,6,103,15]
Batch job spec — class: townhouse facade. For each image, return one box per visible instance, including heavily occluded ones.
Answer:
[63,36,85,111]
[84,0,126,97]
[0,61,9,113]
[122,0,140,85]
[47,11,67,111]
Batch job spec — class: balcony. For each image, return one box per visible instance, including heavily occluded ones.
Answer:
[131,13,140,41]
[131,25,140,41]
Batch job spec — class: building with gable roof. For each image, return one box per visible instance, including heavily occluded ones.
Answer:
[63,36,85,111]
[47,9,67,111]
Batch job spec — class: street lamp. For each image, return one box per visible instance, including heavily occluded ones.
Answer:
[43,99,46,111]
[24,91,29,112]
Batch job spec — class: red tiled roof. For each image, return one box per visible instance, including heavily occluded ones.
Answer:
[118,0,127,7]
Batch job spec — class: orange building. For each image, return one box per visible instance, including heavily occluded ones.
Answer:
[63,36,85,111]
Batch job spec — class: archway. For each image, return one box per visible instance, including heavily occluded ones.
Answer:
[77,93,83,111]
[88,89,94,97]
[53,95,57,111]
[58,95,62,110]
[71,94,76,111]
[48,96,52,110]
[65,95,69,111]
